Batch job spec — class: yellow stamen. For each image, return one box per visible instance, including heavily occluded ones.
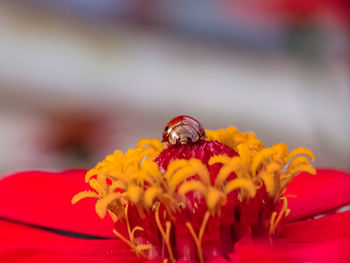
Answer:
[224,178,256,197]
[110,180,127,191]
[178,181,207,196]
[108,210,118,222]
[168,167,197,192]
[144,186,163,207]
[260,163,281,197]
[71,190,98,204]
[164,159,190,181]
[210,156,244,185]
[188,159,211,186]
[282,156,316,189]
[185,211,210,263]
[125,185,142,203]
[95,192,121,218]
[89,179,106,195]
[155,204,175,263]
[251,148,274,178]
[168,159,210,189]
[208,155,232,165]
[113,229,134,249]
[207,127,263,152]
[113,205,152,258]
[285,147,315,162]
[269,197,290,235]
[137,138,163,153]
[206,188,225,211]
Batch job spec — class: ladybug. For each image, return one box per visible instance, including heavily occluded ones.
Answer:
[162,115,206,145]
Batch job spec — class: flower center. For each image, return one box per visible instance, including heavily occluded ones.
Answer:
[72,127,315,263]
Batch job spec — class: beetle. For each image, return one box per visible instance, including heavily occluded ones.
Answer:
[162,115,206,145]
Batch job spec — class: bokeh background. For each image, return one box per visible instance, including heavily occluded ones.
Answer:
[0,0,349,176]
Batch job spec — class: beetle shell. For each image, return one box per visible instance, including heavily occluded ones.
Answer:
[162,115,206,145]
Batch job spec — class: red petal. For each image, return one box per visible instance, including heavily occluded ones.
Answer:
[285,169,350,221]
[0,220,144,263]
[284,238,350,263]
[280,210,350,242]
[229,238,290,263]
[0,170,115,237]
[230,236,350,263]
[231,210,350,263]
[176,257,229,263]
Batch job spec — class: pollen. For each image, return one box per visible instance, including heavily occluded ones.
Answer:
[72,127,315,263]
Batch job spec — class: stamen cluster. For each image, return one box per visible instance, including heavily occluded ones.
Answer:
[72,127,315,263]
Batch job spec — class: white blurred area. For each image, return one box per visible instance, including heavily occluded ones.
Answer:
[0,1,349,175]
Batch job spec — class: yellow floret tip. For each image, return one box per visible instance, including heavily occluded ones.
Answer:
[71,190,98,204]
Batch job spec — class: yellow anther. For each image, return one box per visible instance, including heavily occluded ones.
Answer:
[85,168,98,182]
[164,159,189,180]
[89,179,106,195]
[236,144,253,165]
[271,144,289,161]
[206,127,239,150]
[125,185,142,203]
[107,170,124,180]
[225,178,256,197]
[208,155,232,166]
[260,163,281,197]
[286,156,316,176]
[214,157,243,186]
[207,127,263,152]
[188,159,211,186]
[110,180,127,191]
[251,148,273,177]
[137,138,163,152]
[207,188,224,211]
[142,160,163,182]
[95,192,121,218]
[168,167,197,192]
[71,190,98,204]
[145,187,163,207]
[285,147,315,162]
[178,181,207,196]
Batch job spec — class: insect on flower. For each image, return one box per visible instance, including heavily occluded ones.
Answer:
[162,115,206,145]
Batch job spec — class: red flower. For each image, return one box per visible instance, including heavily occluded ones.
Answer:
[0,125,349,263]
[0,169,349,263]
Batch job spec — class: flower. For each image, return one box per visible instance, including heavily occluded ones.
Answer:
[0,124,349,263]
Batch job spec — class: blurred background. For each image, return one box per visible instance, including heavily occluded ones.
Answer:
[0,0,349,176]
